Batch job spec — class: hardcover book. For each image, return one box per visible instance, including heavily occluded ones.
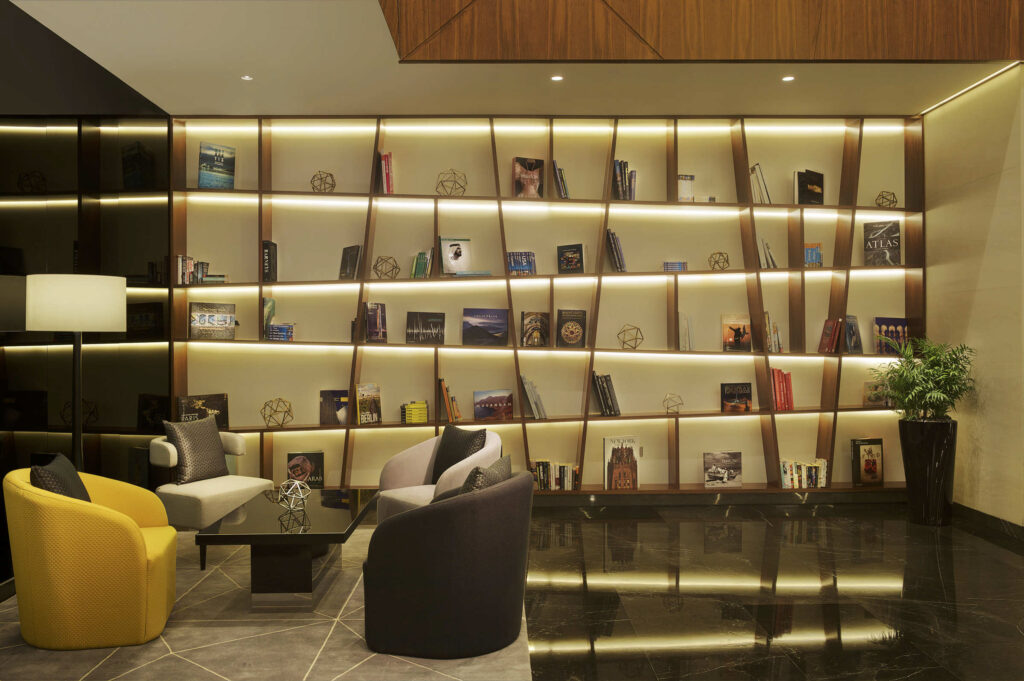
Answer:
[287,451,324,488]
[603,436,639,490]
[513,157,544,198]
[261,240,277,282]
[189,302,236,340]
[851,437,883,485]
[121,141,155,190]
[677,174,695,202]
[845,315,864,354]
[319,390,349,425]
[136,393,169,433]
[440,237,472,275]
[794,169,824,205]
[703,451,742,488]
[364,302,388,344]
[126,302,165,341]
[804,242,823,268]
[473,389,514,421]
[356,383,382,425]
[873,317,908,354]
[721,383,753,412]
[176,393,229,429]
[506,251,536,277]
[862,382,890,408]
[405,311,445,345]
[197,142,236,190]
[520,311,550,347]
[556,309,587,348]
[864,221,901,266]
[339,245,361,279]
[557,244,584,274]
[462,308,509,346]
[721,314,752,352]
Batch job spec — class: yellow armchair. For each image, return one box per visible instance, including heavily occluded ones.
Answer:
[3,469,176,650]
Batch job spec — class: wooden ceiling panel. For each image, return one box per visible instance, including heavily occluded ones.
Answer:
[396,0,476,58]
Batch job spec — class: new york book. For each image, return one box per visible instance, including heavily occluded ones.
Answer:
[704,451,742,488]
[462,308,509,346]
[287,451,324,489]
[197,142,236,189]
[604,436,639,490]
[364,302,387,344]
[189,302,236,340]
[721,383,753,412]
[440,237,472,275]
[851,437,883,485]
[473,389,514,421]
[406,311,445,344]
[339,245,361,279]
[177,393,229,429]
[874,317,908,354]
[557,244,584,274]
[556,309,587,348]
[864,221,901,266]
[721,314,752,352]
[356,383,382,425]
[319,390,349,425]
[513,157,544,198]
[521,311,550,347]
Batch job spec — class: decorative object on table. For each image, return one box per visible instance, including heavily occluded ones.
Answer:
[259,397,294,428]
[603,436,639,490]
[721,314,752,352]
[177,393,229,429]
[277,478,312,511]
[319,389,349,424]
[870,337,975,526]
[435,168,467,197]
[720,383,752,412]
[873,317,908,354]
[371,255,400,279]
[520,311,549,347]
[25,274,126,469]
[60,400,99,427]
[473,389,514,422]
[513,157,544,198]
[850,437,884,486]
[17,170,47,194]
[462,307,509,346]
[703,451,742,488]
[616,323,644,350]
[864,221,901,266]
[406,311,445,344]
[189,302,236,340]
[875,190,898,208]
[439,237,472,274]
[287,451,324,488]
[708,251,730,271]
[197,142,236,189]
[662,393,684,414]
[278,509,311,534]
[556,309,586,348]
[310,170,336,193]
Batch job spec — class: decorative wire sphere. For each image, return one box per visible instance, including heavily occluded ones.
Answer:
[708,251,730,271]
[617,324,645,350]
[60,400,99,426]
[17,170,47,194]
[662,393,685,414]
[278,509,311,533]
[310,170,336,193]
[277,479,312,511]
[372,255,401,279]
[435,169,467,197]
[874,190,898,208]
[259,397,294,428]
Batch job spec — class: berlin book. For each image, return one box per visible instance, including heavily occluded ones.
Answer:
[287,451,324,488]
[364,302,387,343]
[520,311,550,347]
[189,302,236,340]
[319,390,349,425]
[177,393,229,429]
[356,383,382,425]
[556,309,587,348]
[513,157,544,198]
[462,308,509,346]
[721,383,752,412]
[864,221,901,266]
[197,142,235,189]
[405,311,445,344]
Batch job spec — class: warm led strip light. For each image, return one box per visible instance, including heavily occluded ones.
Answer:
[99,125,167,134]
[501,202,604,216]
[180,124,258,133]
[184,285,259,295]
[677,272,748,284]
[438,200,498,214]
[0,125,77,133]
[609,204,742,218]
[98,195,168,205]
[269,124,376,134]
[0,198,77,208]
[3,342,168,352]
[920,61,1023,115]
[263,283,360,294]
[365,279,507,292]
[270,196,368,209]
[186,194,258,205]
[374,197,434,212]
[382,123,491,133]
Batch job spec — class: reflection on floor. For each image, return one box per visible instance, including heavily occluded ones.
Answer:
[525,504,1024,681]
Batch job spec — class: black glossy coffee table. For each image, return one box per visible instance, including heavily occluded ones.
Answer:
[197,489,375,606]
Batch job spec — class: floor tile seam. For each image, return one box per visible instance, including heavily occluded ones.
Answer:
[391,654,463,680]
[173,651,233,681]
[78,647,119,681]
[173,620,328,654]
[330,653,376,681]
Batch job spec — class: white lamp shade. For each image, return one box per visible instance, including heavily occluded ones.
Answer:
[25,274,127,332]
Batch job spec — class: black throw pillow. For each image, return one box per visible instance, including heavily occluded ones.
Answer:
[163,416,229,485]
[30,453,91,502]
[431,455,511,504]
[429,425,486,485]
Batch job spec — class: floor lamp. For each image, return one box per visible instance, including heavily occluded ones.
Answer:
[24,274,126,470]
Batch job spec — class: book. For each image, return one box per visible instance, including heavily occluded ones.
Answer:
[864,221,901,266]
[261,240,277,282]
[845,315,863,354]
[462,308,509,346]
[513,157,544,198]
[519,375,548,419]
[473,389,513,421]
[794,169,824,205]
[804,242,823,268]
[177,393,229,429]
[438,379,455,423]
[375,151,394,194]
[677,174,695,202]
[121,141,155,190]
[339,245,361,279]
[411,250,434,279]
[136,393,169,433]
[364,302,387,344]
[817,318,842,354]
[262,296,276,331]
[557,166,569,199]
[704,451,742,488]
[750,163,770,204]
[126,302,165,341]
[405,311,445,345]
[557,244,584,274]
[400,400,429,424]
[771,368,794,411]
[198,142,236,189]
[604,436,639,490]
[721,314,752,352]
[319,390,349,425]
[863,381,890,408]
[873,317,908,354]
[506,251,536,276]
[556,309,587,348]
[663,261,687,272]
[520,311,550,347]
[440,237,472,275]
[552,160,568,199]
[721,383,752,412]
[763,310,782,353]
[356,383,382,424]
[591,372,621,416]
[189,302,236,340]
[287,451,324,488]
[851,438,884,485]
[759,238,779,269]
[266,322,295,341]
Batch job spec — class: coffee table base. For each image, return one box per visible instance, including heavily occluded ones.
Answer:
[249,543,334,610]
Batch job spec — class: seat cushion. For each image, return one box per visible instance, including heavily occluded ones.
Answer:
[163,416,229,485]
[156,475,272,530]
[377,485,435,522]
[30,453,90,502]
[429,425,486,484]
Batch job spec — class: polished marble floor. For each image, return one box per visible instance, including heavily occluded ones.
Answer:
[524,504,1024,681]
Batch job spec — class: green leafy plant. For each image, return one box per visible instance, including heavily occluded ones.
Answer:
[869,337,975,421]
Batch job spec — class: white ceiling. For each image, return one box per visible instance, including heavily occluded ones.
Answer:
[14,0,1015,117]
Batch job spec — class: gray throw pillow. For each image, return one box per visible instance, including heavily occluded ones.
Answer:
[460,455,512,494]
[30,454,91,502]
[163,416,229,485]
[429,425,486,484]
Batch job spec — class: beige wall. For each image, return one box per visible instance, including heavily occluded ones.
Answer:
[924,66,1024,526]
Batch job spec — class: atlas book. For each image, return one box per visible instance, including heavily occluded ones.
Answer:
[557,243,584,274]
[604,436,639,490]
[319,390,349,425]
[189,302,236,340]
[513,157,544,198]
[862,382,891,408]
[793,169,824,205]
[845,315,864,354]
[405,311,445,345]
[197,142,236,189]
[176,393,229,429]
[721,383,753,412]
[339,245,361,279]
[721,314,752,352]
[556,309,587,348]
[506,251,536,277]
[287,451,324,488]
[520,311,550,347]
[851,437,884,485]
[356,383,382,425]
[864,221,901,266]
[364,302,388,344]
[804,242,823,267]
[703,451,742,488]
[440,237,472,275]
[677,174,695,202]
[873,317,908,354]
[473,389,514,421]
[462,308,509,346]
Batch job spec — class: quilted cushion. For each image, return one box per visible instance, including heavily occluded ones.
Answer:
[461,455,512,493]
[162,416,229,485]
[29,454,90,502]
[429,425,486,484]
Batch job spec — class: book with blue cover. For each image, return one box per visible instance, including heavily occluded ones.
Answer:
[197,142,236,189]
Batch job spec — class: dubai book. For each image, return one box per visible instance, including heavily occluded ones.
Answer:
[513,157,544,198]
[862,382,890,408]
[364,302,388,344]
[319,390,349,425]
[356,383,382,425]
[721,314,752,352]
[703,451,742,488]
[473,389,514,421]
[845,315,864,354]
[189,302,236,340]
[136,393,169,433]
[287,451,324,488]
[440,237,472,274]
[197,142,236,189]
[176,393,229,429]
[339,245,361,279]
[721,383,753,412]
[603,436,639,490]
[557,243,584,274]
[851,437,883,486]
[873,317,908,354]
[462,308,509,346]
[556,309,587,348]
[864,221,901,266]
[793,169,824,205]
[520,311,550,347]
[405,311,445,345]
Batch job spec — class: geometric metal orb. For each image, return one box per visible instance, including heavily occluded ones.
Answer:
[278,509,311,533]
[372,255,401,279]
[259,397,294,428]
[277,479,312,511]
[708,251,730,271]
[17,170,47,194]
[60,400,99,427]
[617,323,644,350]
[874,190,897,208]
[435,169,467,197]
[310,170,336,193]
[662,393,684,414]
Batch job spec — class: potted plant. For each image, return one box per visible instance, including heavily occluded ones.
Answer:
[870,337,975,525]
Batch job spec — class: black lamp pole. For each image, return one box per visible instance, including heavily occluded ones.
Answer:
[71,331,83,470]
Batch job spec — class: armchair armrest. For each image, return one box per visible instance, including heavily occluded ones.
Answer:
[81,473,169,528]
[379,436,438,491]
[433,431,502,497]
[149,432,247,468]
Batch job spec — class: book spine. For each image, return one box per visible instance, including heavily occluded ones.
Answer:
[628,169,637,201]
[605,375,622,416]
[613,160,622,200]
[784,372,793,411]
[613,232,626,272]
[559,167,569,199]
[591,372,607,416]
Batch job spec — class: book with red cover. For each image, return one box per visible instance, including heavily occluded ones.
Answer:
[783,372,794,411]
[817,319,838,354]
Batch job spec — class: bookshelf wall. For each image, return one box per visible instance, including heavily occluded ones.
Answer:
[169,116,923,495]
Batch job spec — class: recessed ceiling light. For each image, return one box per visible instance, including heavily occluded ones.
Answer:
[550,75,563,81]
[241,75,254,81]
[781,75,795,82]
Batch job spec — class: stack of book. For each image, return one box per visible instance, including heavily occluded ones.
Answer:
[779,458,829,488]
[377,151,394,194]
[176,256,227,285]
[591,372,621,416]
[520,376,548,419]
[612,160,636,200]
[663,261,687,272]
[400,400,429,424]
[817,318,844,354]
[551,160,570,199]
[438,379,462,423]
[605,230,626,272]
[529,461,581,491]
[758,238,779,269]
[770,367,794,411]
[410,249,434,278]
[506,251,536,276]
[266,322,295,342]
[764,311,783,353]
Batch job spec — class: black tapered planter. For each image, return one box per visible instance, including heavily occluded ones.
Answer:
[898,419,957,526]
